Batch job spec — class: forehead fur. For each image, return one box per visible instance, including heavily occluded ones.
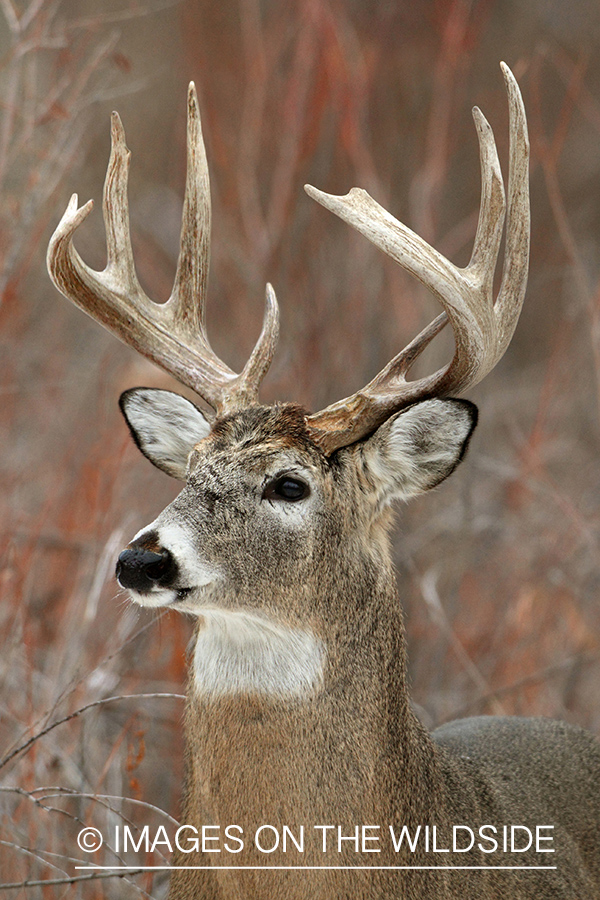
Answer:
[206,403,321,456]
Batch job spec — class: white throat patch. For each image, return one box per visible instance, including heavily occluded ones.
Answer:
[192,611,325,698]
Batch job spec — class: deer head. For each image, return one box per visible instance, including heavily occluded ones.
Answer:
[47,65,528,639]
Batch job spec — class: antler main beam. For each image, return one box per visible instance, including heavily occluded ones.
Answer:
[47,83,279,414]
[305,62,529,454]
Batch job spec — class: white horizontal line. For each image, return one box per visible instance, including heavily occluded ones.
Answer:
[75,865,557,871]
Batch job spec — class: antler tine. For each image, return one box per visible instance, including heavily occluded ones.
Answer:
[47,82,279,415]
[495,62,530,344]
[169,82,211,337]
[237,284,280,402]
[305,62,529,455]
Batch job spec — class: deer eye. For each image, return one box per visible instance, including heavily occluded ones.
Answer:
[263,476,310,502]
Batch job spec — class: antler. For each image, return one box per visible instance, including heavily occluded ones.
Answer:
[305,62,529,454]
[47,83,279,415]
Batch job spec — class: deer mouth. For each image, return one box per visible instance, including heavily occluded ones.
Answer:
[120,581,218,614]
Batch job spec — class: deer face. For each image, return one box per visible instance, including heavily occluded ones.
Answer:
[117,396,330,616]
[116,388,476,621]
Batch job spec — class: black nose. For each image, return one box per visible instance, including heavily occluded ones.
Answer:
[116,546,177,593]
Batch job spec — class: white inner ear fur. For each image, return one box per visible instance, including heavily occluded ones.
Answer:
[121,388,211,479]
[362,399,476,502]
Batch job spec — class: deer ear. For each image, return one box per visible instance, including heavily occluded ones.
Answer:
[361,399,478,502]
[119,388,211,480]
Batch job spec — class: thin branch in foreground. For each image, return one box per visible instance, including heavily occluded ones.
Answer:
[0,692,184,770]
[0,869,147,889]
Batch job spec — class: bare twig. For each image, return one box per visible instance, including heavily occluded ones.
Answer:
[420,569,506,716]
[0,693,184,771]
[0,870,147,888]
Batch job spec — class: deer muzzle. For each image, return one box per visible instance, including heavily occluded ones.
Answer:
[116,545,178,593]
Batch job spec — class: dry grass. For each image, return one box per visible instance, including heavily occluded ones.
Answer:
[2,0,600,893]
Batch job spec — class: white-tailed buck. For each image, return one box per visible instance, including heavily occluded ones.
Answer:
[48,64,600,899]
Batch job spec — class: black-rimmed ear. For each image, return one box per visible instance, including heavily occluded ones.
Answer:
[119,388,211,479]
[360,398,478,504]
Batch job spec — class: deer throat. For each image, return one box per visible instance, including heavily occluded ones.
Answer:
[191,609,326,698]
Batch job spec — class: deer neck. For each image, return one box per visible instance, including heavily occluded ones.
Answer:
[181,549,441,839]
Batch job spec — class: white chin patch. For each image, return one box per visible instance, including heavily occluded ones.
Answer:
[124,586,181,609]
[124,584,217,616]
[193,610,326,699]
